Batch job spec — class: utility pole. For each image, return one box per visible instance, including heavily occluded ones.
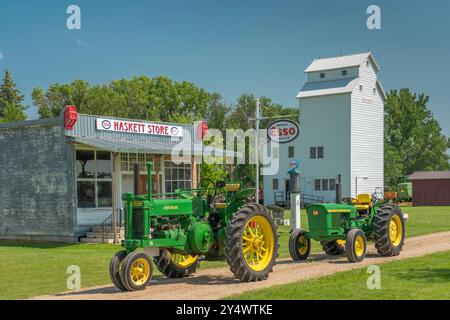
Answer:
[250,99,297,204]
[255,99,260,204]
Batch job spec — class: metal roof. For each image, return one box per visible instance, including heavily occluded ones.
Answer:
[69,136,240,158]
[296,77,359,98]
[409,171,450,180]
[304,52,380,73]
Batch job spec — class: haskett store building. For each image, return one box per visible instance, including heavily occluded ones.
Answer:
[0,107,229,243]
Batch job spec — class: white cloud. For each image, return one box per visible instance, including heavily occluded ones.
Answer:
[76,40,89,47]
[0,51,4,60]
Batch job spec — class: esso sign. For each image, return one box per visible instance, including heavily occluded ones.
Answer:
[267,120,299,143]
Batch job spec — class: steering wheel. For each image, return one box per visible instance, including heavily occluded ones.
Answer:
[197,178,217,198]
[342,197,358,205]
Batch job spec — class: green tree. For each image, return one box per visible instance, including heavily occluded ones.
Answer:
[0,69,27,123]
[384,89,449,188]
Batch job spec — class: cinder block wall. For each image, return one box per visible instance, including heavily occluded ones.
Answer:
[0,118,77,243]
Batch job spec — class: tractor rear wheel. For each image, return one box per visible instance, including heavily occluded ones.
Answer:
[345,229,366,263]
[225,204,278,281]
[109,250,127,291]
[289,228,310,261]
[320,240,345,255]
[373,204,405,256]
[120,251,153,291]
[153,249,200,278]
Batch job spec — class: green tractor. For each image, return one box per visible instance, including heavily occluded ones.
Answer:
[289,193,406,263]
[109,162,278,291]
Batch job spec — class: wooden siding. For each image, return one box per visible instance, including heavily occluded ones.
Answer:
[412,179,450,206]
[350,59,384,196]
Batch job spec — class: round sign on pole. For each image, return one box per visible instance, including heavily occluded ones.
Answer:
[267,120,299,143]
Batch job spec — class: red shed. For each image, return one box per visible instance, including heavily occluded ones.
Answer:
[409,171,450,206]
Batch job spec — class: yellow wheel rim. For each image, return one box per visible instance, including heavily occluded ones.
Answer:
[354,236,365,257]
[170,253,198,268]
[130,258,150,286]
[242,216,274,271]
[298,235,309,255]
[389,215,403,246]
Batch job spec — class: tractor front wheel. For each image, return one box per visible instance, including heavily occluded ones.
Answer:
[321,240,345,256]
[373,204,405,256]
[153,249,200,278]
[120,251,153,291]
[225,204,278,281]
[345,229,367,263]
[109,250,127,291]
[289,228,310,261]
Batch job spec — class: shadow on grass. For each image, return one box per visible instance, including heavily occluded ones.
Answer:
[394,268,450,283]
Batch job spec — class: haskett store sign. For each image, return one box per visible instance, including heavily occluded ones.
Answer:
[96,118,183,137]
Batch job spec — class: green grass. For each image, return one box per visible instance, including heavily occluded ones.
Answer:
[226,250,450,300]
[400,206,450,237]
[0,206,447,299]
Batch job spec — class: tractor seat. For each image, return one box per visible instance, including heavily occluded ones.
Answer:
[224,183,241,192]
[215,202,227,209]
[355,193,372,210]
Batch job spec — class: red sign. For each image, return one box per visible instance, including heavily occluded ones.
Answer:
[197,120,208,141]
[96,118,183,137]
[267,120,299,143]
[64,105,78,130]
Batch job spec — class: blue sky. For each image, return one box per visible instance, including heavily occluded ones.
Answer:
[0,0,449,137]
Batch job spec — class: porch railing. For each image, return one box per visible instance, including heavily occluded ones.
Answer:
[100,208,124,243]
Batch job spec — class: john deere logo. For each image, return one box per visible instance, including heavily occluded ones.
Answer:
[101,120,111,129]
[313,210,319,216]
[133,201,143,207]
[164,206,178,210]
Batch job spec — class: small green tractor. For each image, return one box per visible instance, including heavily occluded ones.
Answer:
[109,162,278,291]
[289,193,406,263]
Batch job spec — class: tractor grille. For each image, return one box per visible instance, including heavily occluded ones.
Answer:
[331,214,342,229]
[132,208,145,237]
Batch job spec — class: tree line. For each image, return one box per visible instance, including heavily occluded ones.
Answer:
[0,69,449,189]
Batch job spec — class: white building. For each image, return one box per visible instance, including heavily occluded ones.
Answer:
[263,52,386,205]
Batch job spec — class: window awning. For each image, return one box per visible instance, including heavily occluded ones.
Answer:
[68,136,240,158]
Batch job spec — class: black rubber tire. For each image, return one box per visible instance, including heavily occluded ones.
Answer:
[153,249,200,278]
[120,251,153,291]
[289,228,311,261]
[109,250,127,291]
[320,240,345,255]
[224,204,278,282]
[373,204,405,257]
[345,229,367,263]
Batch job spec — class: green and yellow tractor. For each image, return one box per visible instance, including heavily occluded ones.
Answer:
[109,162,278,291]
[289,193,406,263]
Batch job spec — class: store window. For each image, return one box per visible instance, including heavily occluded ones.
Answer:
[164,161,192,192]
[76,150,112,208]
[121,153,156,171]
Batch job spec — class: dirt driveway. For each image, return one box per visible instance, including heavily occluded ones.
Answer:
[33,232,450,300]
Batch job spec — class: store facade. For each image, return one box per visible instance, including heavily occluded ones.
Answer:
[0,107,227,243]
